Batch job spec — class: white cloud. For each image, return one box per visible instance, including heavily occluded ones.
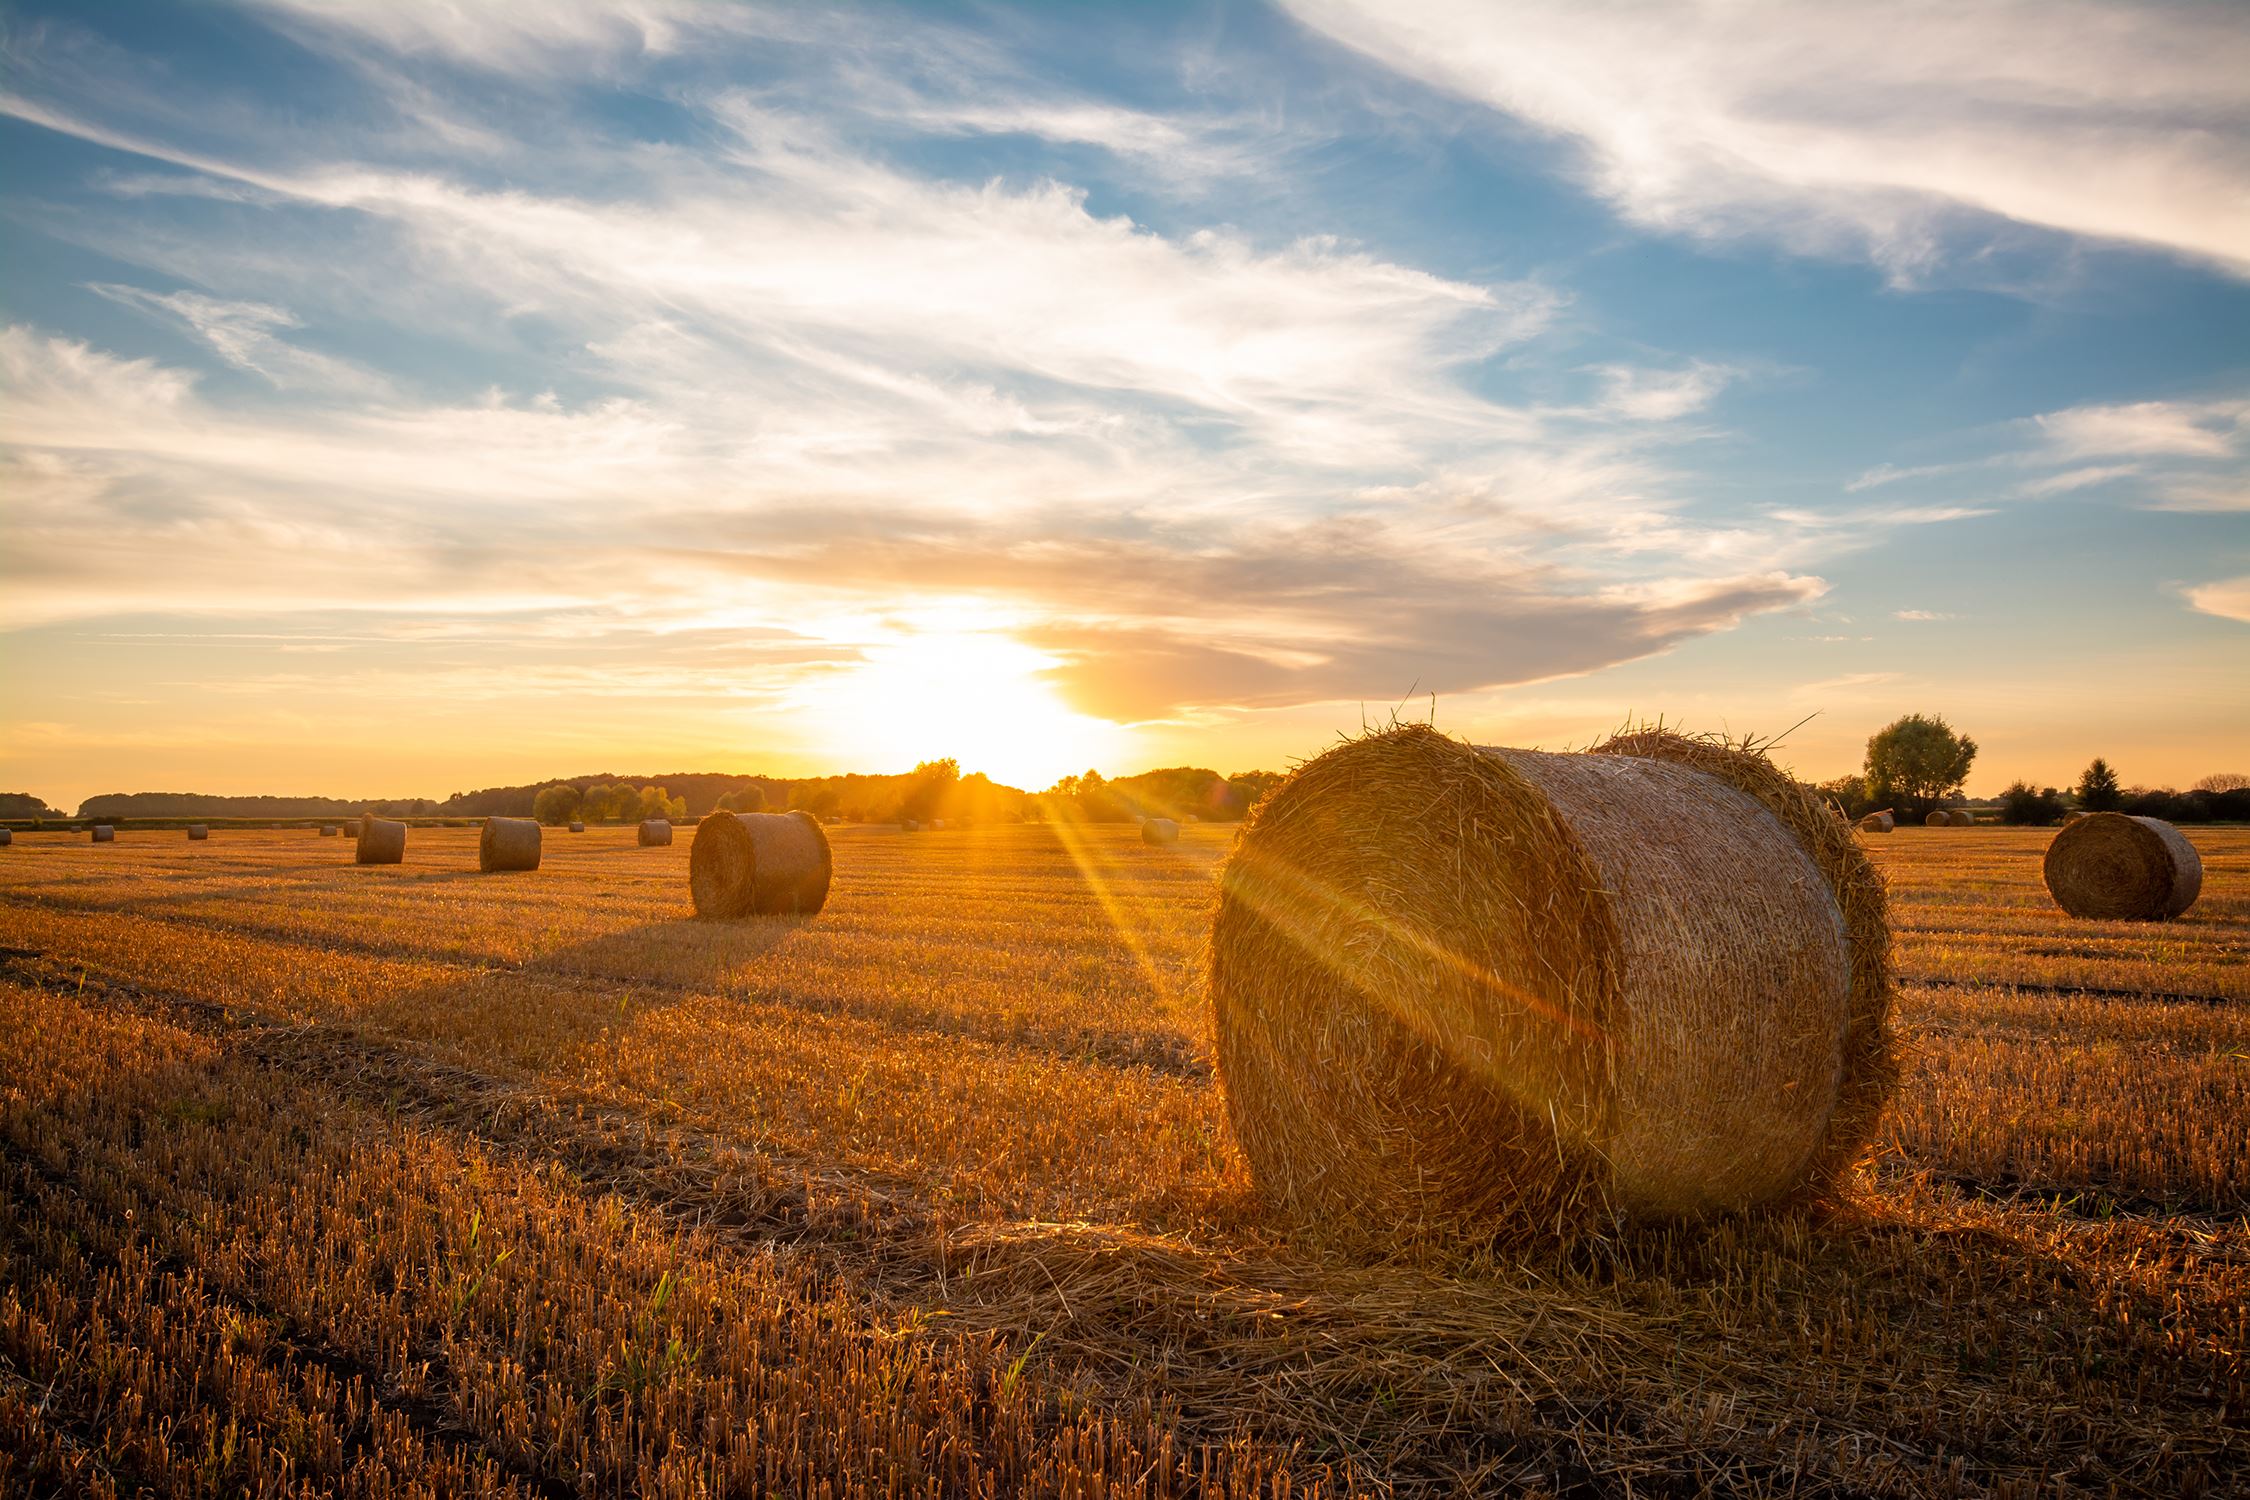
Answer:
[1282,0,2250,280]
[2184,576,2250,625]
[1590,361,1736,422]
[1892,609,1953,621]
[2033,397,2249,460]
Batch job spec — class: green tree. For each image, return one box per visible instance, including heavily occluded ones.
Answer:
[2076,758,2123,812]
[1863,714,1977,818]
[1998,781,2065,826]
[531,784,583,825]
[1815,774,1874,820]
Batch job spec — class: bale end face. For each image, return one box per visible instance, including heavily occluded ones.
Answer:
[690,809,833,918]
[1141,817,1181,846]
[2043,812,2201,920]
[479,816,542,873]
[1210,723,1894,1238]
[356,816,406,865]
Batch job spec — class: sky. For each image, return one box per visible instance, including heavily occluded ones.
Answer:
[2,0,2246,808]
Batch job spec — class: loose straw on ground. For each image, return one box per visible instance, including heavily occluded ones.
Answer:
[1208,723,1894,1240]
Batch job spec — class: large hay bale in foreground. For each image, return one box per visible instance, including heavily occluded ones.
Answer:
[479,816,542,873]
[1210,725,1894,1236]
[690,809,832,917]
[91,825,114,843]
[638,819,673,847]
[2042,812,2201,920]
[356,817,406,865]
[187,825,208,841]
[1142,817,1181,846]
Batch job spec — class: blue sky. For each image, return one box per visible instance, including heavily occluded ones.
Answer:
[2,0,2245,803]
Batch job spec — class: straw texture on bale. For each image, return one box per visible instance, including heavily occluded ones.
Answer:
[689,809,833,918]
[638,819,672,847]
[478,816,542,873]
[186,825,208,841]
[1210,724,1894,1236]
[90,826,114,843]
[1949,809,1979,827]
[355,816,406,865]
[2041,812,2202,921]
[568,821,585,833]
[1142,817,1181,846]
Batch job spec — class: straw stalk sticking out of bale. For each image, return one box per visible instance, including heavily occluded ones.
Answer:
[1142,817,1181,846]
[638,819,673,847]
[479,816,542,873]
[689,809,833,917]
[2042,812,2201,920]
[1209,724,1893,1238]
[356,816,406,865]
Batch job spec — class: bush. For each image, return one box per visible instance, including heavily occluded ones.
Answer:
[1998,782,2065,826]
[531,784,583,826]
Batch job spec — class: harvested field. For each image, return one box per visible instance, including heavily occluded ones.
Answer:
[0,822,2243,1497]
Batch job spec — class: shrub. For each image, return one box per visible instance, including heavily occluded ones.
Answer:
[1998,782,2065,826]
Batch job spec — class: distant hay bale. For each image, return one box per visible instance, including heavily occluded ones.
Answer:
[319,824,339,837]
[690,809,834,918]
[931,818,947,830]
[568,821,585,833]
[1949,809,1978,827]
[638,819,673,847]
[342,820,361,838]
[1924,809,1951,827]
[2042,812,2201,921]
[479,816,542,873]
[91,825,115,843]
[1185,813,1201,823]
[356,816,406,865]
[0,829,12,847]
[823,815,841,826]
[1209,724,1894,1236]
[1856,810,1894,834]
[1141,817,1181,846]
[187,825,208,841]
[901,818,920,832]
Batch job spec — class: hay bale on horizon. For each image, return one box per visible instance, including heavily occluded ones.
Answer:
[2042,812,2201,921]
[0,829,12,847]
[356,816,406,865]
[690,809,833,918]
[568,821,585,833]
[91,825,115,843]
[638,819,673,847]
[1924,809,1952,827]
[1142,817,1181,846]
[1209,724,1893,1236]
[187,825,208,841]
[1856,810,1895,833]
[319,824,339,837]
[1950,809,1978,827]
[930,818,947,830]
[479,816,542,873]
[901,818,920,832]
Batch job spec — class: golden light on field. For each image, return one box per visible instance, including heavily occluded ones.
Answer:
[819,630,1128,792]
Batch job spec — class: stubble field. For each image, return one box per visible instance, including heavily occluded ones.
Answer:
[0,821,2244,1497]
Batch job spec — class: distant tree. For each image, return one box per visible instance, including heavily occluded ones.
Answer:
[531,784,583,825]
[1998,781,2065,826]
[1225,771,1285,817]
[0,791,67,820]
[897,759,959,823]
[1864,714,1977,818]
[2193,772,2250,794]
[1815,774,1875,820]
[2075,758,2123,812]
[718,784,765,814]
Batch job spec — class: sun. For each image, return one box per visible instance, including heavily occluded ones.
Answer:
[821,632,1128,791]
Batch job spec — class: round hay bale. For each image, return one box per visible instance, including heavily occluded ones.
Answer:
[1924,809,1951,827]
[930,818,947,830]
[2042,812,2201,921]
[638,819,673,847]
[901,818,920,832]
[1185,813,1201,824]
[91,825,115,843]
[1141,817,1181,846]
[1209,724,1894,1236]
[568,821,585,833]
[1856,810,1894,834]
[689,809,833,918]
[1949,809,1978,827]
[479,816,542,873]
[356,816,406,865]
[319,824,339,837]
[187,825,208,841]
[0,829,12,847]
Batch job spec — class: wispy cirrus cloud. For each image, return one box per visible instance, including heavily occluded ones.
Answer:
[1280,0,2250,281]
